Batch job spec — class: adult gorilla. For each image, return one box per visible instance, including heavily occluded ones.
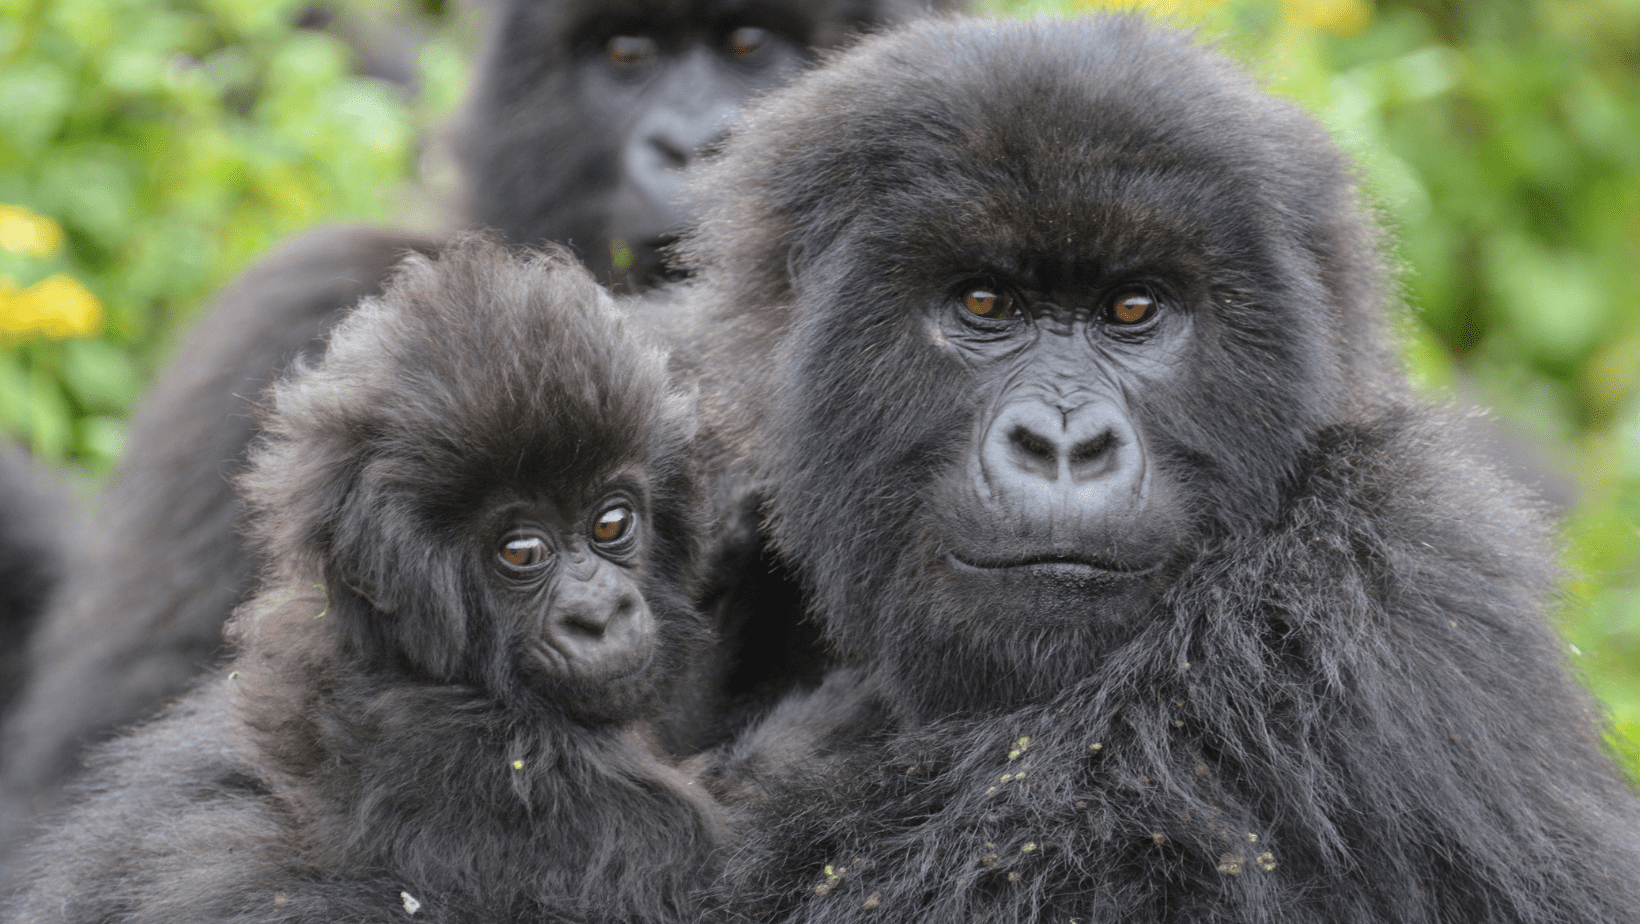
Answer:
[0,0,954,858]
[670,15,1640,923]
[458,0,943,290]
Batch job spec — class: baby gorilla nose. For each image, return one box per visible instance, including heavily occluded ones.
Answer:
[547,557,656,678]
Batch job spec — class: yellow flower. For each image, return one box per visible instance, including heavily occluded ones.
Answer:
[0,274,106,341]
[1283,0,1372,36]
[0,205,66,258]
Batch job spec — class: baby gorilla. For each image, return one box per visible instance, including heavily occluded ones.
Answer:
[0,238,718,923]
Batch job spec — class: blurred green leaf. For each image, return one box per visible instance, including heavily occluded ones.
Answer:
[0,61,73,155]
[76,414,125,473]
[59,339,139,414]
[1483,235,1609,361]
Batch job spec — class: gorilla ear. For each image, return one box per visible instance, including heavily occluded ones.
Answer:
[784,242,807,286]
[320,473,470,681]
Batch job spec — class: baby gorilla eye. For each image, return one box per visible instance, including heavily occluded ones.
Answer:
[962,286,1018,321]
[499,534,551,570]
[591,505,636,547]
[1108,291,1158,326]
[727,26,769,58]
[606,35,658,66]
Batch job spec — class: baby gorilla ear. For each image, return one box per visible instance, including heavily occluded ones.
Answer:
[237,420,474,681]
[320,468,473,681]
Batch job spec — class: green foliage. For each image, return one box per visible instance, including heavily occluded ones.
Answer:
[3,0,1636,771]
[0,0,466,469]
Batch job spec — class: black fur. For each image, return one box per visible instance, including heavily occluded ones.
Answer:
[0,444,72,713]
[668,16,1640,922]
[0,0,951,857]
[0,238,721,922]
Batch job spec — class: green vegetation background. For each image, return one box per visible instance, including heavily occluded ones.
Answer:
[2,0,1637,771]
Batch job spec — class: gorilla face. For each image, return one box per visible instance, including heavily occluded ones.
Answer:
[478,475,670,720]
[920,272,1191,636]
[459,0,941,291]
[242,241,707,726]
[685,16,1391,716]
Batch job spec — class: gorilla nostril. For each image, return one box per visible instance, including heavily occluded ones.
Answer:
[1069,431,1114,466]
[650,135,691,171]
[1010,426,1057,461]
[562,611,609,640]
[1006,425,1062,480]
[559,590,641,645]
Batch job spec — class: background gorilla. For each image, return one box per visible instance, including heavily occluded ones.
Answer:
[0,0,954,858]
[457,0,950,290]
[662,15,1640,922]
[0,444,73,713]
[1,238,721,921]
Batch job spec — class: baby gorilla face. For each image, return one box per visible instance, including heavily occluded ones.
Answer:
[240,238,704,727]
[491,489,657,693]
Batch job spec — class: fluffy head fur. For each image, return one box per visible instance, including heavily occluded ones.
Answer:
[238,236,704,706]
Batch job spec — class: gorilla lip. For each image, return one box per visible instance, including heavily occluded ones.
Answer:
[943,549,1161,578]
[525,638,656,687]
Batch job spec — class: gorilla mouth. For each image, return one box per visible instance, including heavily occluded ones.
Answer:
[944,550,1162,578]
[525,639,655,688]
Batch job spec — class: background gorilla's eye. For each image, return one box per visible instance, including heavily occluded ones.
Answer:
[1109,292,1157,325]
[963,287,1017,320]
[606,35,658,66]
[592,506,636,546]
[500,535,550,569]
[727,26,769,58]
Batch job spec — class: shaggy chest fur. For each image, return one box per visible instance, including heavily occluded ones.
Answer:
[243,660,722,922]
[708,414,1640,924]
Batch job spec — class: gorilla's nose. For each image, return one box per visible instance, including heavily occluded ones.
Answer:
[982,398,1144,512]
[622,99,734,230]
[547,558,653,670]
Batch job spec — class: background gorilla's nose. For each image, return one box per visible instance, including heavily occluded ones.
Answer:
[622,96,735,231]
[986,399,1139,501]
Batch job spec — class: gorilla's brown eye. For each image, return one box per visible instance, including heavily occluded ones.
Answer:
[606,35,658,66]
[963,287,1017,320]
[500,535,550,569]
[1109,292,1157,325]
[727,26,769,57]
[591,505,636,546]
